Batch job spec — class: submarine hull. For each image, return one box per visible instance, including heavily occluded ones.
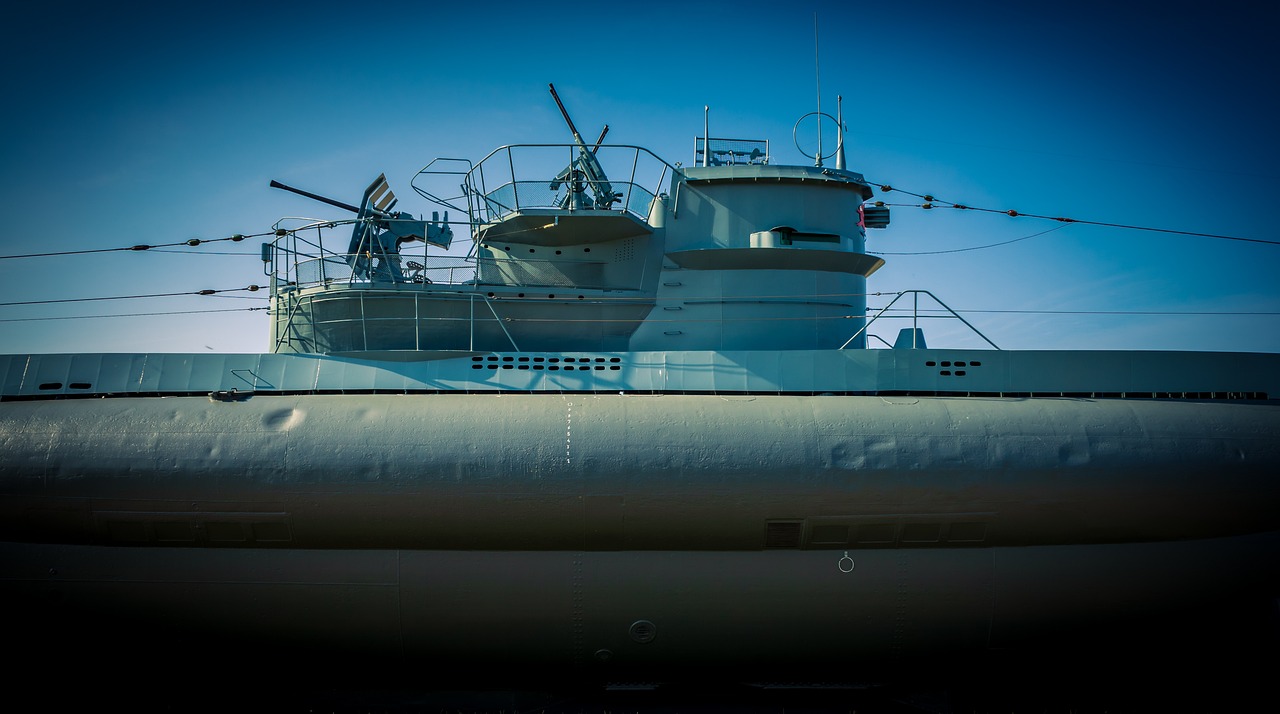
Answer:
[5,532,1278,670]
[2,392,1278,671]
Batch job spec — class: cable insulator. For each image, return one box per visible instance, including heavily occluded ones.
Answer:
[1007,210,1019,217]
[922,203,933,210]
[246,285,260,292]
[129,245,151,251]
[275,229,288,237]
[954,204,968,210]
[230,234,245,242]
[197,289,216,295]
[923,195,934,202]
[186,238,201,246]
[880,185,893,192]
[875,201,885,207]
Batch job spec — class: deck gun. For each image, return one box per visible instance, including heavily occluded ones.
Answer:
[548,83,620,210]
[270,177,452,282]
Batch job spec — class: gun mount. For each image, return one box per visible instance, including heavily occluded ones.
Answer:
[548,83,620,210]
[270,175,453,283]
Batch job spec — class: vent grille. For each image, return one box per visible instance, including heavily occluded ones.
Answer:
[617,238,635,261]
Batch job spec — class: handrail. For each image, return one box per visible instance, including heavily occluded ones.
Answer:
[410,157,473,215]
[460,143,678,229]
[840,290,1001,350]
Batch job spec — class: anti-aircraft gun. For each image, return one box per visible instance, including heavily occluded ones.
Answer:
[269,175,453,283]
[548,83,621,210]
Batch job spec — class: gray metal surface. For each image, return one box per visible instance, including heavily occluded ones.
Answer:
[4,348,1278,398]
[3,392,1277,550]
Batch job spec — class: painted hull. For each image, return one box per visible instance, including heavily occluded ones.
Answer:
[5,533,1277,668]
[3,392,1278,673]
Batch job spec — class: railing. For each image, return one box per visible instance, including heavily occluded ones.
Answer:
[278,252,478,290]
[842,290,1001,350]
[262,219,469,289]
[694,137,770,166]
[458,144,677,227]
[268,245,618,293]
[271,250,625,292]
[479,179,659,222]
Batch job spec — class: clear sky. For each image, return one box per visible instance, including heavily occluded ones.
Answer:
[2,0,1277,354]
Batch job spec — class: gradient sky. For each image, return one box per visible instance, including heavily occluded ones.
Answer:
[2,0,1277,354]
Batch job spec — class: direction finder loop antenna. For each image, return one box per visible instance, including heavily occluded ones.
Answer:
[793,111,841,166]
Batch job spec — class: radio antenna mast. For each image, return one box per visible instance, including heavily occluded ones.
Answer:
[814,13,823,167]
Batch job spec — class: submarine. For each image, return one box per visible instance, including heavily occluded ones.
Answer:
[2,85,1278,699]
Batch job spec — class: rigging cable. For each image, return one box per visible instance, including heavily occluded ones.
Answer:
[0,231,276,260]
[866,183,1280,246]
[0,307,268,323]
[873,223,1071,255]
[0,286,263,307]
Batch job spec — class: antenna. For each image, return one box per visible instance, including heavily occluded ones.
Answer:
[703,105,710,167]
[793,14,839,168]
[835,95,846,170]
[814,13,823,168]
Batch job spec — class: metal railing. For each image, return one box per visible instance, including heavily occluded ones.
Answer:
[478,179,660,222]
[841,290,1001,350]
[459,144,677,227]
[269,249,631,292]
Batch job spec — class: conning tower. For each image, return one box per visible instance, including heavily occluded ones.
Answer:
[264,90,888,355]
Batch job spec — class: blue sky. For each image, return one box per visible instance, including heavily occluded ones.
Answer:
[2,0,1277,354]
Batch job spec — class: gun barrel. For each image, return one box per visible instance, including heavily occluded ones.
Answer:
[548,83,585,145]
[269,180,361,214]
